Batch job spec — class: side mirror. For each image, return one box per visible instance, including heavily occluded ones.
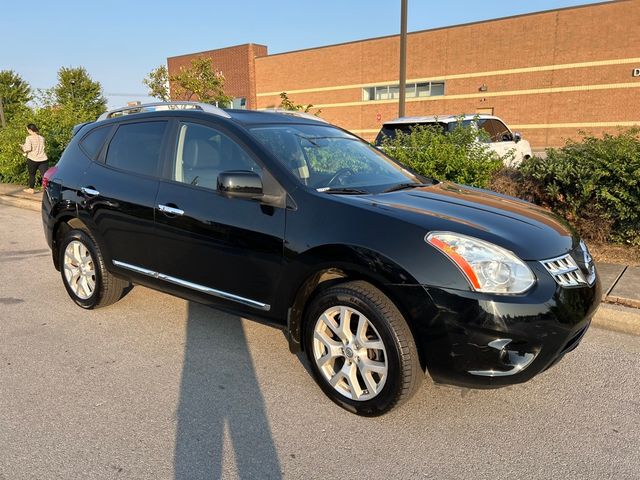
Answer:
[513,132,522,143]
[217,170,263,199]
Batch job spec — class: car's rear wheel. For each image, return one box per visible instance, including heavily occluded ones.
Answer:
[304,280,421,416]
[59,228,130,309]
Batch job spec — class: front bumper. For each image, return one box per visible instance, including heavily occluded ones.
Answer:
[390,264,601,389]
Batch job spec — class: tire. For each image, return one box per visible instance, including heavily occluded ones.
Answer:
[59,228,130,309]
[304,280,422,416]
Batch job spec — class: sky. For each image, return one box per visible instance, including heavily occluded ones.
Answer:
[2,0,608,109]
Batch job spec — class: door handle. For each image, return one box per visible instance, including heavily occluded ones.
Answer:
[80,186,100,196]
[158,204,184,216]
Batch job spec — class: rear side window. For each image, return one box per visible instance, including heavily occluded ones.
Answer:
[105,122,167,177]
[80,126,111,160]
[375,123,446,145]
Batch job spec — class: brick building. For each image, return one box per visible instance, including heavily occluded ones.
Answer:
[167,0,640,148]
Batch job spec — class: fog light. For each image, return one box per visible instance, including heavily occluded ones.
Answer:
[468,338,537,377]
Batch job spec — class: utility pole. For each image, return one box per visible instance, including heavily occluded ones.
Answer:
[398,0,408,118]
[0,95,6,128]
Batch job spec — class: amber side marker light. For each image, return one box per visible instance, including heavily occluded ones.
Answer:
[427,235,481,290]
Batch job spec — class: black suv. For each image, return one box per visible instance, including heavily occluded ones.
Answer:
[42,102,600,415]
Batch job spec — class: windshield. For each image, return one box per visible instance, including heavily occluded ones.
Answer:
[250,124,423,192]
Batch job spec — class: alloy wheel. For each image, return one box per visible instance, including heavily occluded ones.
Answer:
[63,240,96,300]
[312,305,388,401]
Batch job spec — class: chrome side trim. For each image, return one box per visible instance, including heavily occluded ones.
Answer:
[112,260,270,311]
[113,260,157,277]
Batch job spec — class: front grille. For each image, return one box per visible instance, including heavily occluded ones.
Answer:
[540,253,590,287]
[579,240,597,285]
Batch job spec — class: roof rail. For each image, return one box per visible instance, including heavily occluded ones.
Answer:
[97,101,232,121]
[260,108,329,124]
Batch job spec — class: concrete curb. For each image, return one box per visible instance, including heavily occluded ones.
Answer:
[592,304,640,337]
[603,296,640,310]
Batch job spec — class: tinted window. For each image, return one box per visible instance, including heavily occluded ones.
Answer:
[80,126,111,160]
[173,122,261,190]
[491,120,512,141]
[475,119,494,142]
[375,123,447,145]
[105,122,167,177]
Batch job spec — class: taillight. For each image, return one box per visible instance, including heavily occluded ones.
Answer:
[42,166,58,190]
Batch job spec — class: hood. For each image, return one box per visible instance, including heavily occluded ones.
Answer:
[350,182,576,260]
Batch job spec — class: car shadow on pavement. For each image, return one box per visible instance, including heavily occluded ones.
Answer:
[174,302,282,480]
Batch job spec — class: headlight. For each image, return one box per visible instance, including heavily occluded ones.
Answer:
[426,232,535,294]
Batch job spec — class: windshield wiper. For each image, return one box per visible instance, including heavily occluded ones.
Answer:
[317,187,368,195]
[382,182,431,193]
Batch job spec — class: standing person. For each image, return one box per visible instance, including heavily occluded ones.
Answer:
[21,123,48,194]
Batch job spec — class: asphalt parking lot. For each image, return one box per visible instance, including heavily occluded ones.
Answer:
[1,203,639,480]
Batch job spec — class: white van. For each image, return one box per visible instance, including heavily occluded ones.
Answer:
[375,114,532,167]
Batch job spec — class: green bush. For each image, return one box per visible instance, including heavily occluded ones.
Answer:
[0,111,31,183]
[380,120,505,188]
[0,105,96,184]
[523,129,639,245]
[491,128,640,245]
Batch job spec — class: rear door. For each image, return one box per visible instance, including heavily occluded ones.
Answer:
[153,119,286,312]
[82,120,168,274]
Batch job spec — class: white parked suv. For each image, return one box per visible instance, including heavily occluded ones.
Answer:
[375,114,532,167]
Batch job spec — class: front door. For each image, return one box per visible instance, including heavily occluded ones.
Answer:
[154,120,286,312]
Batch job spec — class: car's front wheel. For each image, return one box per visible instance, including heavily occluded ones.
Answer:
[59,228,130,309]
[304,280,422,416]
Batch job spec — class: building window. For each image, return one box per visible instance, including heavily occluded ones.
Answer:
[362,81,445,101]
[230,97,247,109]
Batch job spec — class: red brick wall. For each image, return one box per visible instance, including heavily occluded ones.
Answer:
[167,43,267,109]
[253,0,640,147]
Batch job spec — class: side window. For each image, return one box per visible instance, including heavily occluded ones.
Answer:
[105,122,167,176]
[80,126,111,160]
[493,120,512,142]
[476,119,494,142]
[174,122,261,190]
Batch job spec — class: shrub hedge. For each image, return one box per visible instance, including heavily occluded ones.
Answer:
[380,121,639,245]
[0,105,95,184]
[491,128,640,246]
[380,121,506,188]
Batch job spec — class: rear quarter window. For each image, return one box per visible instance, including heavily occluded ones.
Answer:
[105,121,167,177]
[79,126,112,160]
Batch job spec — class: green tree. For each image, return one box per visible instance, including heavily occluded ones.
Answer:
[0,70,32,124]
[53,66,106,118]
[170,58,231,106]
[143,65,170,102]
[278,92,320,115]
